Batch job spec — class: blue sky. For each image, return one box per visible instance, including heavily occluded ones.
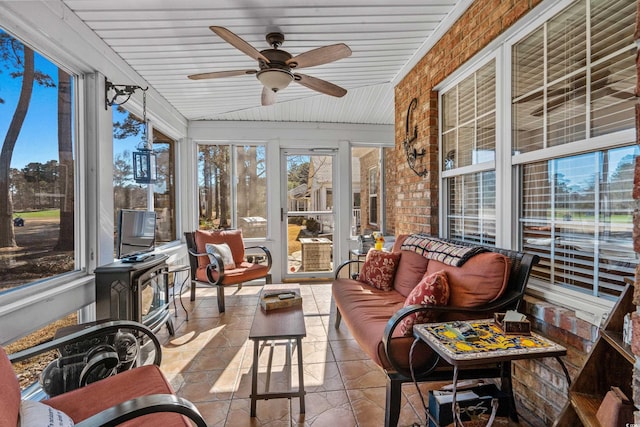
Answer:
[0,53,61,170]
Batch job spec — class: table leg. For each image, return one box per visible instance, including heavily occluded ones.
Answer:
[250,339,259,417]
[296,337,305,414]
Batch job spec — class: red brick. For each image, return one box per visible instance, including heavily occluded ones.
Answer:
[632,312,640,356]
[633,155,640,200]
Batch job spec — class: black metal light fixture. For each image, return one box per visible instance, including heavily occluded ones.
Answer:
[403,97,428,177]
[105,78,156,184]
[132,89,157,184]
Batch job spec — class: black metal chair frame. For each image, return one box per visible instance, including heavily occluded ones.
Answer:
[184,231,272,313]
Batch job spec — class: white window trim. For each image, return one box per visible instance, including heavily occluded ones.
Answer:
[437,0,635,324]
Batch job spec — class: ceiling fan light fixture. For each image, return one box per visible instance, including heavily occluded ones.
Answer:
[257,68,294,92]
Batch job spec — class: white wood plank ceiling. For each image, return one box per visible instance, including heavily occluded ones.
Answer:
[63,0,470,124]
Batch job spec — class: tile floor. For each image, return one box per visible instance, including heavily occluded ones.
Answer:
[155,282,523,427]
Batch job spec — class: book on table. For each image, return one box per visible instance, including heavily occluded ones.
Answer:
[260,288,302,311]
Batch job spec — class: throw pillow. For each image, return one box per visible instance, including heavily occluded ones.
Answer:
[357,250,401,291]
[399,270,450,337]
[206,242,236,270]
[19,400,74,427]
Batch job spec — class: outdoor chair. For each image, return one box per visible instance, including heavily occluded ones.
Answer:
[185,229,272,313]
[2,320,206,427]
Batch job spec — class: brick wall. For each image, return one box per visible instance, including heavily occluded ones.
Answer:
[391,0,635,424]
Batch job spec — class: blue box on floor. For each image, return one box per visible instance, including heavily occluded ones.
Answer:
[427,384,510,427]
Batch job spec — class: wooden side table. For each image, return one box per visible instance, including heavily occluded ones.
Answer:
[413,320,569,427]
[248,284,306,417]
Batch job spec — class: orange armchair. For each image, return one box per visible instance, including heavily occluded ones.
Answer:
[2,320,206,427]
[185,229,272,313]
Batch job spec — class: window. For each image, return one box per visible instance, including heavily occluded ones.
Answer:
[512,0,635,153]
[441,60,497,244]
[448,171,496,245]
[440,0,636,302]
[350,146,394,236]
[198,144,267,238]
[521,147,637,297]
[368,167,378,226]
[513,0,636,298]
[0,29,77,292]
[113,108,177,252]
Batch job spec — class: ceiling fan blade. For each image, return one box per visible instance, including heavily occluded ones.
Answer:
[294,73,347,97]
[210,26,270,63]
[188,69,257,80]
[287,43,352,69]
[262,87,277,106]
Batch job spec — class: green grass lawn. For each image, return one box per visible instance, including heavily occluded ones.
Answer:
[15,209,60,220]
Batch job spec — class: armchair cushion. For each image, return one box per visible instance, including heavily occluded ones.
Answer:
[194,229,245,266]
[206,242,236,269]
[0,347,21,427]
[20,400,74,427]
[45,365,190,426]
[196,262,270,285]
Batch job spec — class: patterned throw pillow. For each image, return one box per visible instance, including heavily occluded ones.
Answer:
[357,250,401,291]
[399,270,450,336]
[19,400,74,427]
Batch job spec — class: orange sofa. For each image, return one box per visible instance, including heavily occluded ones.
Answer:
[332,234,539,427]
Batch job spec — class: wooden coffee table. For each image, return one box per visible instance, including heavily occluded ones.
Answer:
[249,284,306,417]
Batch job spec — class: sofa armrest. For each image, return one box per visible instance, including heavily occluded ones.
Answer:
[74,394,207,427]
[245,245,273,269]
[334,259,364,279]
[8,320,162,367]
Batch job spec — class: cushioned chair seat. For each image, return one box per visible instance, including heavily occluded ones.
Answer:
[196,261,271,285]
[45,365,191,426]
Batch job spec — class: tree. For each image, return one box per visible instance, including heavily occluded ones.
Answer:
[55,69,74,250]
[0,33,55,248]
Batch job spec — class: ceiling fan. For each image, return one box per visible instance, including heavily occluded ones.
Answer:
[188,26,352,106]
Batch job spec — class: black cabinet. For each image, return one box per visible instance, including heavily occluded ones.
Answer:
[94,254,174,335]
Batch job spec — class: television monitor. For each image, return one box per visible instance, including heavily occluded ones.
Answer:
[116,209,157,259]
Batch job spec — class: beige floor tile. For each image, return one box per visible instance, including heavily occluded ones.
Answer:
[291,390,357,426]
[206,325,250,347]
[225,397,291,427]
[329,339,369,361]
[234,364,299,399]
[192,400,232,427]
[178,369,240,402]
[188,345,247,372]
[347,386,423,427]
[296,361,344,393]
[337,359,388,389]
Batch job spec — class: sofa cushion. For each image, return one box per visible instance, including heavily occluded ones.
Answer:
[399,270,450,337]
[357,250,401,291]
[332,278,406,364]
[45,364,192,427]
[393,250,429,297]
[425,252,511,307]
[194,229,245,267]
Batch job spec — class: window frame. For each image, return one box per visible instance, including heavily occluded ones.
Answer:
[436,0,637,323]
[196,142,269,239]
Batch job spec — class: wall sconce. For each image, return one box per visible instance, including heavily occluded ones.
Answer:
[105,78,156,184]
[403,97,428,177]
